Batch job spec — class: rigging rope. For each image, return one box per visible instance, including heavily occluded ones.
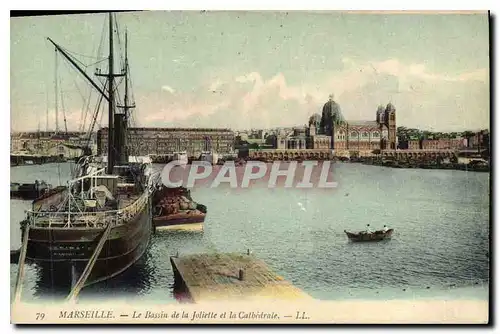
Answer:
[59,70,69,134]
[48,13,139,159]
[57,57,94,134]
[54,49,59,133]
[85,79,107,148]
[114,17,125,75]
[97,15,106,62]
[62,49,104,60]
[85,57,108,68]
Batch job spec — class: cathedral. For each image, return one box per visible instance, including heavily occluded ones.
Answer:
[307,95,397,154]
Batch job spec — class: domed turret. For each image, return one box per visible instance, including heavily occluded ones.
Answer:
[386,103,396,112]
[376,105,385,124]
[308,113,321,127]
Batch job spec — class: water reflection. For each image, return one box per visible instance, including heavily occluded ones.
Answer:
[28,244,157,302]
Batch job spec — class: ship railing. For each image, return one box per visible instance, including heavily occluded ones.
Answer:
[25,210,119,228]
[68,167,106,185]
[25,191,150,228]
[118,190,149,220]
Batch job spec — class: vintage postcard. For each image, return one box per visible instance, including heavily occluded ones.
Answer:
[9,10,490,324]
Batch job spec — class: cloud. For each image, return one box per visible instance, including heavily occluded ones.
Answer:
[11,58,489,133]
[12,107,90,132]
[335,59,489,131]
[363,59,488,84]
[161,85,176,94]
[128,58,487,131]
[209,79,223,92]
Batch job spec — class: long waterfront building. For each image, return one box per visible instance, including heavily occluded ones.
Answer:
[96,127,235,157]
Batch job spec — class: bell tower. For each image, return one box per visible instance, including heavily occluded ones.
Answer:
[376,105,387,150]
[386,103,397,150]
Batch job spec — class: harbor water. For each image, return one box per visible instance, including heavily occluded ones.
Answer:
[10,162,490,303]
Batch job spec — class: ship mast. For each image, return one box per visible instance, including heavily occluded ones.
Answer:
[122,30,129,162]
[46,12,126,168]
[117,29,135,162]
[96,12,126,168]
[107,12,115,174]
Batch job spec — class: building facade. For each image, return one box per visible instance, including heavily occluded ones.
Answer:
[467,129,489,149]
[306,95,398,154]
[269,96,397,155]
[46,143,84,159]
[305,119,331,149]
[10,131,95,155]
[307,135,331,150]
[96,127,235,157]
[421,138,465,150]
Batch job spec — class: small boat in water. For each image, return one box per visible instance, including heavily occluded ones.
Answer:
[11,180,51,200]
[344,229,394,242]
[152,185,207,231]
[153,209,206,230]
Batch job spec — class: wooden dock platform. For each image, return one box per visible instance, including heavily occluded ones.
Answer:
[170,252,312,303]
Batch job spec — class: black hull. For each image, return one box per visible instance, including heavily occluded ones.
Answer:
[11,189,48,200]
[11,182,51,200]
[33,231,151,287]
[24,197,152,288]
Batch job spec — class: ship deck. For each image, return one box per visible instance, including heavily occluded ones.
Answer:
[116,190,141,209]
[26,185,144,228]
[170,252,312,303]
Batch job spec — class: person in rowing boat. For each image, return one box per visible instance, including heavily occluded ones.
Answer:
[383,225,389,232]
[364,224,372,234]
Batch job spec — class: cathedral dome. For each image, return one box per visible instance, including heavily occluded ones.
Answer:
[322,96,345,125]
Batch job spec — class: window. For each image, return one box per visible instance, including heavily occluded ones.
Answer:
[362,132,369,138]
[372,132,380,138]
[350,131,358,138]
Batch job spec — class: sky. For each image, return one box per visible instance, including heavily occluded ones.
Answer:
[10,11,490,132]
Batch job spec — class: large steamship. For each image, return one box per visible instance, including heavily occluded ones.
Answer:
[20,13,154,287]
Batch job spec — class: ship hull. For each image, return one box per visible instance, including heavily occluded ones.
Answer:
[24,198,152,288]
[11,182,51,200]
[155,222,203,231]
[11,191,42,200]
[153,212,205,231]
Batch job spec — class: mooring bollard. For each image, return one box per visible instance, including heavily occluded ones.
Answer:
[238,269,244,281]
[247,249,250,255]
[175,251,179,258]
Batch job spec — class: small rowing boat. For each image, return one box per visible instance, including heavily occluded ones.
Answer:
[344,229,394,242]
